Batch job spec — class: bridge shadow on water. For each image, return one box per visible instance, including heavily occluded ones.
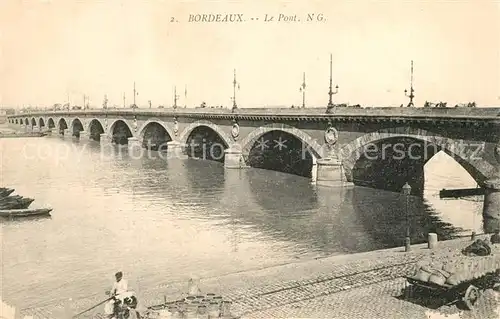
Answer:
[238,173,465,255]
[350,187,465,250]
[81,142,466,256]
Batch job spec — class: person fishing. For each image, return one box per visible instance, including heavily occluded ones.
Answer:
[109,271,128,297]
[104,271,138,319]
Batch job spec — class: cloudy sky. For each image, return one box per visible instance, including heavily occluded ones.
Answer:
[1,0,499,108]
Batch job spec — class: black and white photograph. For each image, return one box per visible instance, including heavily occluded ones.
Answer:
[1,0,499,318]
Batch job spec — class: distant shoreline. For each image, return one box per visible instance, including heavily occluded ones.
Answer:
[0,123,47,138]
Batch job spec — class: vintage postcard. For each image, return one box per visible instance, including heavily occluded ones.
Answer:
[1,0,499,318]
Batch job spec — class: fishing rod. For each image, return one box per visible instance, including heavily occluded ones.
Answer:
[72,297,113,318]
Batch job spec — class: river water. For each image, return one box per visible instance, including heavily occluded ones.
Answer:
[0,136,483,311]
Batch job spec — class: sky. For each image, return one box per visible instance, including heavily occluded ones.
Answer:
[1,0,499,108]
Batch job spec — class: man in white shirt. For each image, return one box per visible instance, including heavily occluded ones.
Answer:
[111,271,128,296]
[104,271,131,318]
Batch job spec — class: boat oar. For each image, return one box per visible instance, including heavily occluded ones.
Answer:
[72,297,113,318]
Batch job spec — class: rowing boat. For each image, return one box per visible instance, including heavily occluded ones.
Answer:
[0,208,52,218]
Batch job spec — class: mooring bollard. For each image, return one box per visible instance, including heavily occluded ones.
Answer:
[471,231,477,241]
[221,300,232,318]
[428,233,438,249]
[188,275,201,296]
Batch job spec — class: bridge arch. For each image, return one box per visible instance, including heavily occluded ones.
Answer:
[179,120,233,147]
[71,118,85,137]
[109,119,134,144]
[138,119,174,150]
[86,119,105,141]
[138,119,175,141]
[47,118,55,129]
[240,123,324,158]
[240,123,323,178]
[57,118,68,133]
[31,117,36,127]
[179,120,232,163]
[24,118,28,125]
[38,118,45,128]
[339,126,495,188]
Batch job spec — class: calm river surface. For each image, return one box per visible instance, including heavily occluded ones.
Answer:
[0,136,483,310]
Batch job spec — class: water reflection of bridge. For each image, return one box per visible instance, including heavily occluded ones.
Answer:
[85,144,465,255]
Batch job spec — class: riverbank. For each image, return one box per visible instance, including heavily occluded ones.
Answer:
[19,234,499,318]
[0,123,48,138]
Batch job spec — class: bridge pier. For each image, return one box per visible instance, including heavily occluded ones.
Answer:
[79,130,89,140]
[63,129,71,137]
[166,141,188,159]
[31,125,39,132]
[316,158,352,187]
[224,147,246,169]
[483,178,500,233]
[483,144,500,233]
[100,133,112,146]
[127,137,142,149]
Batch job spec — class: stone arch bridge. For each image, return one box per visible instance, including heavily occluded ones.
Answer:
[8,107,500,232]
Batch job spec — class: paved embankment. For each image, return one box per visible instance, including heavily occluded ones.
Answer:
[20,235,500,318]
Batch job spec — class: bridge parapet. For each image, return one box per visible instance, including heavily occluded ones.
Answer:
[7,107,500,121]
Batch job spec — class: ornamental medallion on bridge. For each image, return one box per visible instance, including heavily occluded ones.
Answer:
[133,116,138,132]
[324,123,339,146]
[173,117,179,137]
[231,120,240,141]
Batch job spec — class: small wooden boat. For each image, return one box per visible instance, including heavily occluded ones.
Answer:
[0,196,23,206]
[0,194,22,201]
[0,188,15,198]
[440,188,485,198]
[0,198,34,209]
[0,208,52,218]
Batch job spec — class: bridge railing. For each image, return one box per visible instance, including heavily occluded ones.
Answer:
[8,106,500,119]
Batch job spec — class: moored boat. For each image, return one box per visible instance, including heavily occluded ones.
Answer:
[0,188,15,198]
[0,197,35,209]
[0,194,22,201]
[0,195,23,206]
[0,208,52,218]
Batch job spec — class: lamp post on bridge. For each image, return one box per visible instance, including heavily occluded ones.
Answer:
[404,60,415,107]
[402,182,412,252]
[173,86,179,109]
[326,53,339,113]
[231,69,240,112]
[132,82,138,109]
[300,72,306,108]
